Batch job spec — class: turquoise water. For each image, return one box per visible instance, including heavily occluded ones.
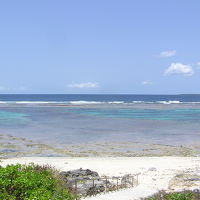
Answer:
[66,108,200,121]
[1,94,200,146]
[2,108,200,122]
[1,104,200,145]
[0,111,28,125]
[1,107,200,122]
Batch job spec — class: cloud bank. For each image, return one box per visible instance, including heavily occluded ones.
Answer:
[164,63,194,76]
[159,50,176,58]
[68,82,99,88]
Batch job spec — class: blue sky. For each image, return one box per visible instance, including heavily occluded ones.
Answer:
[0,0,200,94]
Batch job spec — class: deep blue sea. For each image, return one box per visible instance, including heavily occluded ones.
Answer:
[1,94,200,145]
[0,94,200,103]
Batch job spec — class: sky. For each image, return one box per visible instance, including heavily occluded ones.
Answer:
[0,0,200,94]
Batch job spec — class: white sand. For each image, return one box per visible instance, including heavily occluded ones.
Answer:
[1,157,200,200]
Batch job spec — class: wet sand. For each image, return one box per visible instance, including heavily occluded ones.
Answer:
[1,134,200,158]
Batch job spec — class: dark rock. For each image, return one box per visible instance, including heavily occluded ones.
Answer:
[76,179,105,196]
[193,189,200,193]
[61,168,100,180]
[186,178,200,181]
[60,168,106,196]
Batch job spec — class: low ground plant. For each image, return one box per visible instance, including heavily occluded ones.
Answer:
[0,163,75,200]
[146,191,200,200]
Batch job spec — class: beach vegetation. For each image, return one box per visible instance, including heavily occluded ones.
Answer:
[0,163,75,200]
[146,190,199,200]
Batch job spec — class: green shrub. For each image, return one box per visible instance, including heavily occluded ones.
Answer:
[165,192,193,200]
[146,191,199,200]
[0,163,75,200]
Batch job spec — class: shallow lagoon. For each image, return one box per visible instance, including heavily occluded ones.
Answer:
[1,103,200,147]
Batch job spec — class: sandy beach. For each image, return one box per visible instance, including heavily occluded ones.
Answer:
[2,157,200,200]
[1,0,200,199]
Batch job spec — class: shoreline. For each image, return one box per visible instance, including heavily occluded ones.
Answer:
[1,134,200,199]
[2,156,200,200]
[1,134,200,158]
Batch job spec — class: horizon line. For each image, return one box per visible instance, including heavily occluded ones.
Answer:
[0,93,200,95]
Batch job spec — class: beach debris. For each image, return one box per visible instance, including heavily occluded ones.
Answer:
[168,173,200,191]
[121,174,137,187]
[148,167,157,171]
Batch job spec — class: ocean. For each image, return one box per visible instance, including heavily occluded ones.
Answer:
[1,94,200,146]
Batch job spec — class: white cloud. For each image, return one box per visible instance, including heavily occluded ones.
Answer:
[68,82,99,88]
[142,81,153,85]
[164,63,194,76]
[159,50,176,57]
